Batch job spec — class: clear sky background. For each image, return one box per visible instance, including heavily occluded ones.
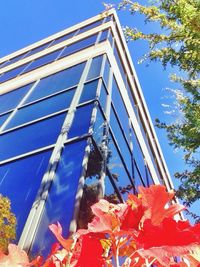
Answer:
[0,0,198,220]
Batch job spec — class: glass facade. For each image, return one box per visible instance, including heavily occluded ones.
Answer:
[0,11,171,255]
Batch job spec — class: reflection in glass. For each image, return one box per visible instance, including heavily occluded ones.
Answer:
[79,79,98,103]
[0,64,29,84]
[6,89,75,129]
[108,133,134,200]
[112,77,130,140]
[0,150,52,239]
[78,20,103,35]
[110,106,132,175]
[25,62,85,103]
[86,55,103,81]
[68,104,94,138]
[59,34,98,59]
[0,113,66,161]
[50,31,76,46]
[23,49,63,74]
[0,83,33,114]
[31,139,87,257]
[0,113,11,127]
[98,80,108,112]
[78,142,120,229]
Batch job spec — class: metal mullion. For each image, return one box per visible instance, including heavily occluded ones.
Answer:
[0,80,39,133]
[1,108,68,134]
[18,59,92,251]
[0,144,55,166]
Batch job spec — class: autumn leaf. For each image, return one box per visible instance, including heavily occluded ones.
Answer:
[75,233,105,267]
[138,185,185,225]
[49,222,74,250]
[0,244,29,267]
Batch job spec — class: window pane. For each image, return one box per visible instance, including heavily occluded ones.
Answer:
[0,64,29,84]
[31,139,87,257]
[0,113,66,161]
[0,83,33,114]
[103,58,110,88]
[26,42,51,57]
[110,106,132,175]
[23,49,63,74]
[59,34,97,59]
[0,150,52,239]
[99,80,108,112]
[25,62,85,103]
[108,134,134,200]
[131,127,146,181]
[68,104,94,138]
[6,89,75,129]
[79,79,98,103]
[112,78,130,140]
[86,55,103,81]
[50,31,76,46]
[99,30,109,43]
[93,106,106,145]
[78,143,120,229]
[0,112,11,127]
[78,20,102,35]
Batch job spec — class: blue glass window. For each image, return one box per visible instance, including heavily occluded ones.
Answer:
[131,127,146,182]
[103,58,110,88]
[0,150,52,239]
[114,44,126,84]
[23,49,63,74]
[79,79,98,103]
[50,31,76,46]
[108,134,134,200]
[99,30,109,43]
[0,83,33,114]
[0,63,29,84]
[110,106,132,175]
[6,89,75,129]
[112,78,130,140]
[59,34,98,59]
[68,104,94,138]
[0,113,66,161]
[0,61,10,69]
[31,139,87,257]
[25,62,85,103]
[99,80,108,112]
[26,42,52,57]
[93,106,105,145]
[78,20,102,35]
[86,55,103,81]
[0,112,11,127]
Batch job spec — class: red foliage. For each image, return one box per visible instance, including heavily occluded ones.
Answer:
[0,185,200,267]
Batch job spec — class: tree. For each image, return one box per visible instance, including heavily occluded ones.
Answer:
[0,195,16,252]
[118,0,200,220]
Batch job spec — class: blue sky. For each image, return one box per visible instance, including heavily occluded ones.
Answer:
[0,0,197,219]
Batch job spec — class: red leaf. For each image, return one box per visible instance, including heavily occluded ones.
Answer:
[49,222,73,250]
[75,233,105,267]
[120,194,146,231]
[138,185,185,225]
[88,199,127,233]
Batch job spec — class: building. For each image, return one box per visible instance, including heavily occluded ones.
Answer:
[0,9,175,256]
